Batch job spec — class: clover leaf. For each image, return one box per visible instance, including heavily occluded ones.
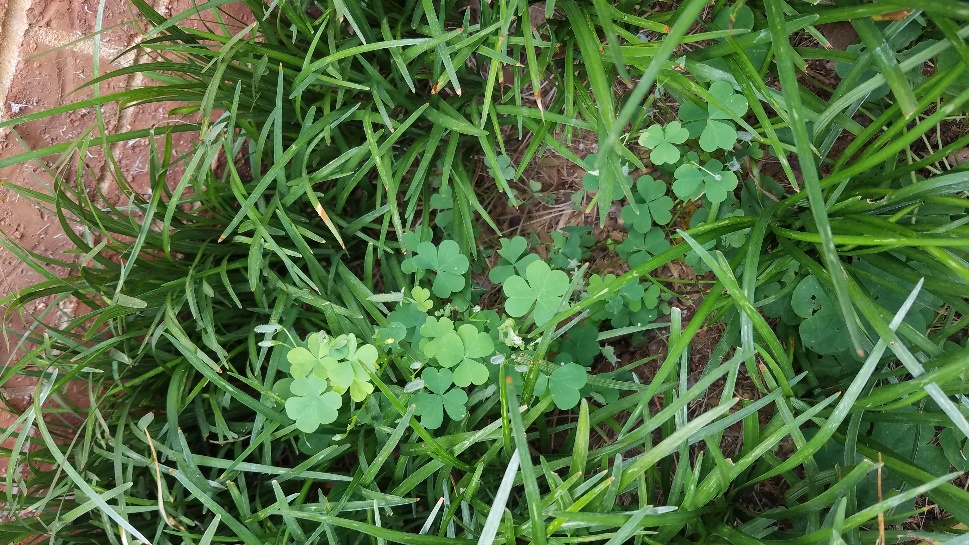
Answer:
[606,282,660,328]
[616,228,670,268]
[388,301,427,330]
[375,322,406,349]
[560,323,600,367]
[673,159,739,204]
[410,240,470,298]
[345,341,378,402]
[638,121,690,165]
[620,176,674,233]
[420,316,456,360]
[684,238,716,275]
[720,210,750,248]
[411,287,433,312]
[792,275,851,355]
[581,154,601,192]
[420,320,494,386]
[430,186,454,228]
[711,3,754,33]
[587,275,661,329]
[708,81,748,121]
[678,81,748,152]
[413,368,468,430]
[489,236,540,284]
[549,227,594,270]
[699,119,738,153]
[401,227,432,255]
[287,332,330,380]
[940,428,969,472]
[548,363,588,410]
[503,260,571,326]
[493,155,517,180]
[285,375,343,433]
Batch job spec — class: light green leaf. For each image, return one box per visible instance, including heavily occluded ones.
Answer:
[548,363,588,410]
[502,260,570,326]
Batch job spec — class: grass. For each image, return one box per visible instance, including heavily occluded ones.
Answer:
[0,1,968,544]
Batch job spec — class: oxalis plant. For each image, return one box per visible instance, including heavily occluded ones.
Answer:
[263,242,637,437]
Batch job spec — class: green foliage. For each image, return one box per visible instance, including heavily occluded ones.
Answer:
[285,376,343,433]
[2,1,969,544]
[489,236,540,284]
[580,153,633,205]
[587,274,662,329]
[420,319,495,387]
[673,156,739,204]
[559,323,601,367]
[678,81,749,152]
[638,121,690,165]
[791,275,852,356]
[502,260,571,326]
[288,332,379,402]
[402,240,469,298]
[413,368,468,429]
[549,227,595,270]
[620,175,675,233]
[616,227,671,268]
[548,362,588,410]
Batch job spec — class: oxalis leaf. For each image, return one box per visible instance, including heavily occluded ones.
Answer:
[638,121,689,165]
[616,228,671,269]
[678,81,748,152]
[286,332,377,403]
[548,363,588,410]
[489,236,540,284]
[412,368,468,430]
[502,260,570,326]
[672,158,738,204]
[421,320,494,387]
[409,240,469,297]
[792,275,851,356]
[285,375,343,433]
[620,176,674,233]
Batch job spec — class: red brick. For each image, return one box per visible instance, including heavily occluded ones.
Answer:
[26,0,141,50]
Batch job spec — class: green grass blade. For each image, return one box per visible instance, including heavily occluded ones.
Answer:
[764,1,866,357]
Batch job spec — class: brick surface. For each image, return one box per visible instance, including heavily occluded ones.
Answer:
[1,4,253,535]
[0,33,123,342]
[1,0,255,431]
[26,0,141,51]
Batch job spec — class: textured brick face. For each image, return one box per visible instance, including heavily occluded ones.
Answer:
[0,2,252,522]
[1,0,251,349]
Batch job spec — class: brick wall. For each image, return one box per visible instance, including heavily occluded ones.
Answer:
[0,0,250,518]
[1,0,251,346]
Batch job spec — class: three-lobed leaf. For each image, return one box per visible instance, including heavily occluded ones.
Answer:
[286,376,343,433]
[673,159,739,204]
[792,275,851,355]
[411,240,469,297]
[413,368,469,429]
[620,176,674,233]
[421,320,494,387]
[489,236,540,284]
[616,228,671,268]
[638,121,689,165]
[548,363,588,410]
[503,260,571,326]
[678,81,748,152]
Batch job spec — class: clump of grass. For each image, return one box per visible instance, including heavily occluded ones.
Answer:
[1,1,968,544]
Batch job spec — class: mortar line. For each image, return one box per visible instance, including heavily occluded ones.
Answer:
[25,26,136,66]
[0,0,31,127]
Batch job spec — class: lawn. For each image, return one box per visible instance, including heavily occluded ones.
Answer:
[1,1,969,544]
